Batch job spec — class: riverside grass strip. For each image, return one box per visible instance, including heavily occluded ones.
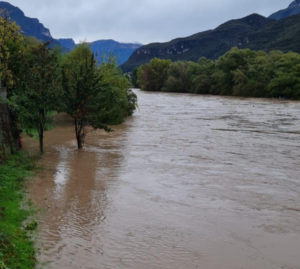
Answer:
[0,153,36,269]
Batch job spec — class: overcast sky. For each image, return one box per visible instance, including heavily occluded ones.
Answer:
[6,0,292,44]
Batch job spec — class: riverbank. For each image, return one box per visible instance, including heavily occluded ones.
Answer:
[0,153,36,269]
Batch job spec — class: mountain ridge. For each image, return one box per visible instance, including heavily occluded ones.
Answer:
[0,1,59,45]
[121,14,274,71]
[0,1,141,65]
[121,6,300,71]
[269,0,300,20]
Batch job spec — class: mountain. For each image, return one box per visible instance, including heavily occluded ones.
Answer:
[269,0,300,20]
[121,12,300,72]
[0,1,59,46]
[0,1,140,65]
[242,13,300,52]
[57,38,76,51]
[57,39,141,65]
[89,40,142,65]
[121,14,271,71]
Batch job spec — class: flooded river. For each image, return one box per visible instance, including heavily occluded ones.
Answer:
[24,90,300,269]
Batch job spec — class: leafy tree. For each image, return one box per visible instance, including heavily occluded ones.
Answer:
[189,58,215,94]
[267,52,300,99]
[137,58,171,91]
[11,42,61,154]
[89,58,136,126]
[130,67,139,88]
[0,17,24,156]
[163,61,192,93]
[0,16,24,94]
[61,44,136,149]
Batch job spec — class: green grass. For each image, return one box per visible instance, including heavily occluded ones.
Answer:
[0,153,36,269]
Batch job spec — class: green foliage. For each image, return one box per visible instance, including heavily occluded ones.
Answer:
[137,58,171,91]
[0,17,24,93]
[137,47,300,99]
[89,59,134,126]
[11,42,61,153]
[61,44,137,148]
[0,153,36,269]
[189,58,215,94]
[163,61,192,93]
[130,67,139,88]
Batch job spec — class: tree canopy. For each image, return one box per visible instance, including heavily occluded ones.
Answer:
[136,47,300,99]
[61,44,137,149]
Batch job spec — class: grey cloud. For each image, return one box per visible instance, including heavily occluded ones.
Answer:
[7,0,292,43]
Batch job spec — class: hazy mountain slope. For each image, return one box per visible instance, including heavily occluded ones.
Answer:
[57,38,76,51]
[269,0,300,20]
[244,13,300,52]
[0,1,141,64]
[0,1,59,45]
[121,14,271,71]
[89,40,142,65]
[121,12,300,71]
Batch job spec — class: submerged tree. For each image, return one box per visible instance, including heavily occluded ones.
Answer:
[12,42,61,153]
[61,44,136,149]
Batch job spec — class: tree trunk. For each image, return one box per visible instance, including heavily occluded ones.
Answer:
[39,124,44,154]
[74,118,83,149]
[38,110,45,154]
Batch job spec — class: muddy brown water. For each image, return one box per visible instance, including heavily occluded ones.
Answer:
[24,90,300,269]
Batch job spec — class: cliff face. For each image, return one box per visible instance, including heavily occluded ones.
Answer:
[0,1,56,43]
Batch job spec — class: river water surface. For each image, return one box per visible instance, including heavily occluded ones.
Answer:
[24,90,300,269]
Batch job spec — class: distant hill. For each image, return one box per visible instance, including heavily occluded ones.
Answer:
[0,1,60,46]
[242,13,300,52]
[56,39,141,65]
[269,0,300,20]
[0,1,141,65]
[89,40,141,65]
[57,38,76,51]
[121,14,271,71]
[121,12,300,71]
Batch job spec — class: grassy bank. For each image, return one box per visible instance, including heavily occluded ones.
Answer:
[0,153,36,269]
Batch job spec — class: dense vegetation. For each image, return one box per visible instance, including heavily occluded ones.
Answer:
[0,17,137,154]
[0,153,36,269]
[61,44,136,148]
[122,13,300,72]
[137,48,300,99]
